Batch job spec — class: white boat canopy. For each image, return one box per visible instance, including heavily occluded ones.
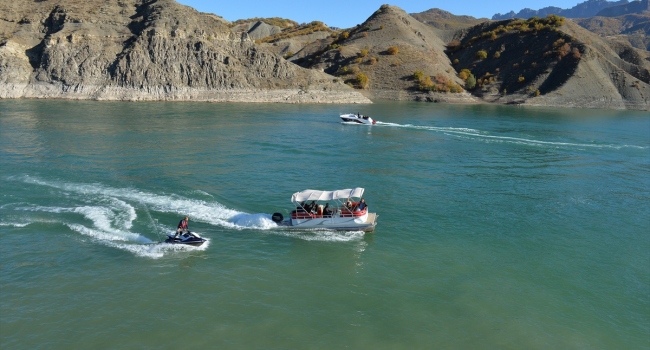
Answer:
[291,188,365,203]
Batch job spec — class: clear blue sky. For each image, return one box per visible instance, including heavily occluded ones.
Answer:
[176,0,585,28]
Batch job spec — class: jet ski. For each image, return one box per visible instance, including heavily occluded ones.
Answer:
[164,231,206,246]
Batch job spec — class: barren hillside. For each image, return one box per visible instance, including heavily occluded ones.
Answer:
[290,5,477,103]
[0,0,370,103]
[448,16,649,109]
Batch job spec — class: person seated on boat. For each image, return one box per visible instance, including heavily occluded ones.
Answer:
[344,198,353,210]
[323,203,333,217]
[356,198,367,212]
[308,201,317,213]
[175,216,189,238]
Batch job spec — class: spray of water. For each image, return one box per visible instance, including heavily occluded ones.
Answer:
[5,176,363,258]
[373,121,645,150]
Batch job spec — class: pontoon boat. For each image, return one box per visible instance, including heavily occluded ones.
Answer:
[272,188,378,232]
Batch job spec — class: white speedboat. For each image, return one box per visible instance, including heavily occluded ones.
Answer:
[271,188,378,232]
[340,113,376,125]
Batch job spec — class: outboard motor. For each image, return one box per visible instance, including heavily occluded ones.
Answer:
[271,212,284,223]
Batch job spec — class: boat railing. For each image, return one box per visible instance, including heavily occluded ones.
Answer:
[290,204,367,219]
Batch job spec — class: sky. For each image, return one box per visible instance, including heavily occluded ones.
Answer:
[176,0,587,28]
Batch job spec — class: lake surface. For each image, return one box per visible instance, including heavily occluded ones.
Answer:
[1,99,648,349]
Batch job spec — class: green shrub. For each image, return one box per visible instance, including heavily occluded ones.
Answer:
[387,46,399,55]
[359,48,369,57]
[493,51,501,58]
[413,70,425,81]
[449,83,464,93]
[466,73,476,89]
[356,73,369,89]
[418,75,434,90]
[476,50,488,60]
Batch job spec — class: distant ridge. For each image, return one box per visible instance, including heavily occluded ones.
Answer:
[596,0,650,16]
[410,8,487,30]
[493,0,628,20]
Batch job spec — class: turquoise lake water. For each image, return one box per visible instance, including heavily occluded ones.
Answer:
[1,99,648,349]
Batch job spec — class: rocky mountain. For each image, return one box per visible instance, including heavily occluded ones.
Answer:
[0,0,370,103]
[409,8,487,31]
[574,0,649,50]
[1,1,648,110]
[252,21,335,59]
[575,14,650,49]
[493,0,629,20]
[289,5,476,103]
[447,16,649,109]
[231,21,283,41]
[276,5,648,109]
[596,0,650,15]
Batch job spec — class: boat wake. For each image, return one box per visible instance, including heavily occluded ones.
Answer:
[3,176,362,258]
[374,122,646,150]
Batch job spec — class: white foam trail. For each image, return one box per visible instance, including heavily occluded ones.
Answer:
[67,223,150,243]
[17,204,143,241]
[229,213,278,230]
[9,176,372,250]
[0,222,31,228]
[68,220,209,258]
[269,228,366,242]
[374,122,646,150]
[17,176,243,227]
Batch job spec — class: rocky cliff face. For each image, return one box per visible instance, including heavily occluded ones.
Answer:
[0,0,370,103]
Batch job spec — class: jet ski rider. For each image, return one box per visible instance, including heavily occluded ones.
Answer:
[175,216,190,238]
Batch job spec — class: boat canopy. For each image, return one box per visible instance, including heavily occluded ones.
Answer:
[291,188,365,203]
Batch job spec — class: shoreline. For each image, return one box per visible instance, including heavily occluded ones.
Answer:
[2,84,649,110]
